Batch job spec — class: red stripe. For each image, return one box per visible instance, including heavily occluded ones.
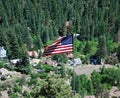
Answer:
[46,37,62,47]
[43,49,73,55]
[47,44,73,50]
[44,47,73,53]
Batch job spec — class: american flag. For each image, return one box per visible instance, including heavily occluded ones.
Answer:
[43,34,73,56]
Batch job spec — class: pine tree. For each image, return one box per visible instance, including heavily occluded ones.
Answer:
[7,28,20,59]
[96,35,108,60]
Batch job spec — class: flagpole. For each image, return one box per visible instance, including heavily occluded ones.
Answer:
[66,19,76,94]
[72,17,77,95]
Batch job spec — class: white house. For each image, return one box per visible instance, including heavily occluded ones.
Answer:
[68,58,82,66]
[10,59,20,64]
[0,47,7,58]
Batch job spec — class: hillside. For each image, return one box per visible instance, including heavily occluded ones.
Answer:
[0,0,120,59]
[0,1,120,97]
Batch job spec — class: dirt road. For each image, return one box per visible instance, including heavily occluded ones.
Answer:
[73,64,113,75]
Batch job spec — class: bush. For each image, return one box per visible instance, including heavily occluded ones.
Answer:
[0,61,4,68]
[0,92,2,97]
[34,62,43,69]
[15,64,33,74]
[43,65,53,72]
[52,54,68,63]
[31,73,39,79]
[4,63,14,71]
[39,73,48,79]
[23,90,31,98]
[28,78,38,86]
[10,93,19,98]
[13,85,22,93]
[105,56,119,65]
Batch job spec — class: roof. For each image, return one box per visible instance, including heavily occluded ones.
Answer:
[67,53,74,58]
[30,59,41,66]
[28,50,39,57]
[109,86,120,97]
[10,59,20,64]
[0,46,7,58]
[42,60,57,66]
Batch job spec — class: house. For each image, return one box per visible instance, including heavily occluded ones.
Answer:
[0,47,7,58]
[67,53,74,59]
[68,58,82,66]
[42,59,57,67]
[28,50,39,58]
[10,59,20,65]
[30,58,41,66]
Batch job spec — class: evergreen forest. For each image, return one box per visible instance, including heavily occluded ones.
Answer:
[0,0,120,60]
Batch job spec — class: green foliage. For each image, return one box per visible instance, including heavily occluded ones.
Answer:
[91,70,102,94]
[30,74,73,98]
[83,41,92,55]
[39,72,48,79]
[117,45,120,62]
[16,64,33,74]
[77,41,85,54]
[0,92,1,97]
[0,61,4,68]
[31,73,39,79]
[42,64,53,72]
[34,62,42,69]
[101,68,120,86]
[74,39,80,54]
[96,35,108,60]
[90,67,120,96]
[71,74,93,97]
[59,64,66,78]
[54,64,66,78]
[107,40,119,54]
[52,54,68,63]
[16,76,27,86]
[10,93,19,98]
[23,90,31,98]
[4,63,14,71]
[28,78,38,87]
[105,55,119,65]
[13,84,22,93]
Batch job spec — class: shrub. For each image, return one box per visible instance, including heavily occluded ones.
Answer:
[13,85,22,93]
[39,73,48,79]
[23,90,31,98]
[105,56,119,65]
[52,54,68,63]
[10,93,19,98]
[0,61,4,68]
[28,78,38,87]
[34,62,43,69]
[15,64,33,74]
[4,63,14,71]
[43,65,53,72]
[7,88,13,97]
[31,73,39,79]
[0,92,2,97]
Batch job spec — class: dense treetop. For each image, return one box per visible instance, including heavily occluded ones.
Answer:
[0,0,120,59]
